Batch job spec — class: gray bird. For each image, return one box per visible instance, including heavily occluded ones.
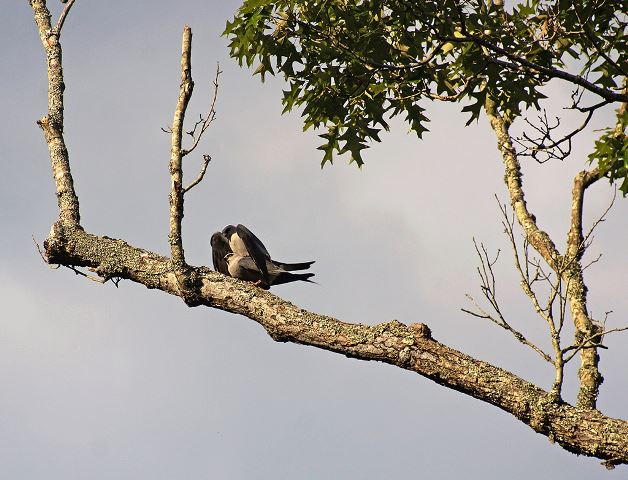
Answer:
[214,224,315,288]
[222,224,314,281]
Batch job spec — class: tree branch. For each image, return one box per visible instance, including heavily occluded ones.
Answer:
[183,155,211,194]
[181,64,221,157]
[42,222,628,465]
[445,34,628,103]
[484,96,561,270]
[53,0,76,37]
[564,167,604,408]
[463,237,554,363]
[514,107,602,163]
[30,0,81,226]
[169,26,194,266]
[484,95,607,409]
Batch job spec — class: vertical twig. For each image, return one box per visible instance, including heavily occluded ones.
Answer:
[53,0,77,36]
[169,25,194,266]
[565,168,603,409]
[30,0,81,226]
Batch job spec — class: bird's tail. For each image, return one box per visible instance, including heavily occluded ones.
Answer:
[273,260,315,271]
[272,271,316,286]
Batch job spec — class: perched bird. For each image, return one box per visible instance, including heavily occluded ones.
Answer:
[213,224,315,288]
[222,224,315,279]
[226,254,315,289]
[210,231,232,276]
[222,224,270,283]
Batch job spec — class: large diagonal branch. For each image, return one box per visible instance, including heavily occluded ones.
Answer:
[42,222,628,466]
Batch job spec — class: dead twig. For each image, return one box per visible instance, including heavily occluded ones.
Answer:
[183,154,211,193]
[66,265,107,283]
[563,326,628,363]
[53,0,76,37]
[462,236,553,364]
[32,235,60,269]
[181,64,222,157]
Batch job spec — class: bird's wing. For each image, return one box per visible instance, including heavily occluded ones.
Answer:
[236,224,270,282]
[210,232,231,275]
[236,224,271,258]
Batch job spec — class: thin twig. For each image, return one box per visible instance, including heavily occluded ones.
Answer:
[563,326,628,363]
[463,234,553,364]
[32,235,60,269]
[53,0,76,37]
[183,155,211,193]
[181,64,222,157]
[581,186,616,249]
[462,295,553,363]
[66,265,107,284]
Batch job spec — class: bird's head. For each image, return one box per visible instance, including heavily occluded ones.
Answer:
[210,232,225,247]
[222,224,237,239]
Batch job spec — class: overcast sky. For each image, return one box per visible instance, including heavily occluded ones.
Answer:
[2,1,627,478]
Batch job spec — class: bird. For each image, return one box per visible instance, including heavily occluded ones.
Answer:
[212,224,315,288]
[210,231,232,276]
[222,224,315,280]
[225,253,315,289]
[222,224,270,283]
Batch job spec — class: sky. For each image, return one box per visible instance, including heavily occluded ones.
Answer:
[1,1,627,478]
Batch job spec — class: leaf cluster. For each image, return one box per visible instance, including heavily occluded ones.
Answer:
[589,106,628,195]
[225,0,626,183]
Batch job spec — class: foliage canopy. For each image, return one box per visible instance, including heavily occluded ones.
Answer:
[225,0,627,192]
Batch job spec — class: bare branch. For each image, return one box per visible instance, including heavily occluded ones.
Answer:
[53,0,76,37]
[183,154,211,193]
[563,326,628,363]
[30,0,81,226]
[484,96,562,271]
[582,187,616,250]
[463,237,553,364]
[570,97,612,113]
[486,97,604,408]
[495,199,568,399]
[462,295,553,363]
[181,64,222,157]
[514,107,600,163]
[186,114,205,137]
[168,26,194,266]
[65,265,107,284]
